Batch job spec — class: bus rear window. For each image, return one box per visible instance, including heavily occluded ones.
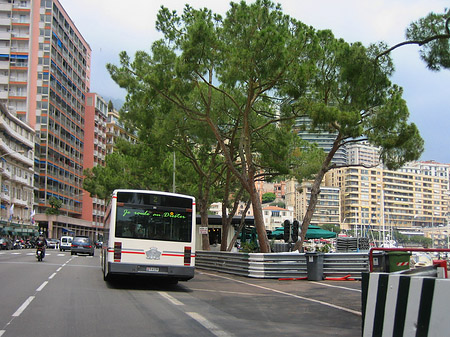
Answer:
[115,206,191,242]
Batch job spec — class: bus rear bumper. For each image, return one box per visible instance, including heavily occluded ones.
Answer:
[107,262,195,281]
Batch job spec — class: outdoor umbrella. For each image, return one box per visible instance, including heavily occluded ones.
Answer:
[304,225,337,239]
[270,227,286,239]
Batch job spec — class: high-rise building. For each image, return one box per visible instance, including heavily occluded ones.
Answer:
[285,179,340,227]
[83,93,107,235]
[346,141,381,167]
[106,107,137,155]
[295,116,347,166]
[0,0,92,238]
[325,163,449,231]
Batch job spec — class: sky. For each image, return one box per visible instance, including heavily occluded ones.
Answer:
[59,0,450,164]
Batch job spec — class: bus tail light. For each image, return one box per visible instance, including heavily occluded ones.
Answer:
[114,242,122,262]
[184,246,191,265]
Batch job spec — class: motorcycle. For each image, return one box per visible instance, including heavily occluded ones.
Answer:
[36,246,45,262]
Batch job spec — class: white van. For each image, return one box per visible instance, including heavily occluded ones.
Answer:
[60,236,73,251]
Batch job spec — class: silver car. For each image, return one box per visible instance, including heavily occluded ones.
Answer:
[71,236,94,256]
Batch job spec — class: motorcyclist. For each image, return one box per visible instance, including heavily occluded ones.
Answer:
[35,232,47,259]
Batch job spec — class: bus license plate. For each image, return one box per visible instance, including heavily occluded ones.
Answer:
[146,267,159,272]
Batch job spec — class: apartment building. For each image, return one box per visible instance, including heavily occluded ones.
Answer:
[325,163,449,231]
[106,107,137,155]
[0,0,94,238]
[83,93,107,234]
[346,141,381,167]
[262,205,294,231]
[0,103,35,235]
[285,179,340,227]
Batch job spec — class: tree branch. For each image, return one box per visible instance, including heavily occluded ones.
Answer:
[376,33,450,60]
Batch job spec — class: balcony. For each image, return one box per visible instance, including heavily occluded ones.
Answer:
[0,192,10,203]
[0,19,11,26]
[1,168,11,179]
[11,197,27,207]
[0,75,8,85]
[0,60,9,70]
[11,173,30,186]
[0,3,13,11]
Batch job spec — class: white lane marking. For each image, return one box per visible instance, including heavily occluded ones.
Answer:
[12,296,35,317]
[200,271,362,316]
[36,281,48,292]
[189,288,272,297]
[0,330,5,336]
[49,272,57,279]
[310,281,362,293]
[186,312,233,337]
[158,292,184,306]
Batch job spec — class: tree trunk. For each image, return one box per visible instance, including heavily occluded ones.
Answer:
[294,136,341,252]
[197,195,211,250]
[249,187,270,253]
[227,200,251,251]
[200,210,210,251]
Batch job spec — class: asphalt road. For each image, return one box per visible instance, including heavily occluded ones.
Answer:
[0,249,362,336]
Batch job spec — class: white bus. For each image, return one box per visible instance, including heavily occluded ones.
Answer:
[101,189,196,283]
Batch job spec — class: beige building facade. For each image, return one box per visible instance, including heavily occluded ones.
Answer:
[285,179,340,227]
[325,163,449,231]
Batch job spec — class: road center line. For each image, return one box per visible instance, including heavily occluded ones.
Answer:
[36,281,48,292]
[186,312,233,337]
[12,296,34,317]
[158,291,184,306]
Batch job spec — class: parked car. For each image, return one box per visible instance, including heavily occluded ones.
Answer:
[60,236,73,251]
[71,236,94,256]
[47,238,60,249]
[0,238,12,250]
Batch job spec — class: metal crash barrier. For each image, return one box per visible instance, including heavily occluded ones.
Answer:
[363,248,450,337]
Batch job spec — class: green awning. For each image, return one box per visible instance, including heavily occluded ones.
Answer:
[271,225,337,239]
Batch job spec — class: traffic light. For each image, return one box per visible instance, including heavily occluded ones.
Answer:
[283,219,290,242]
[292,220,299,242]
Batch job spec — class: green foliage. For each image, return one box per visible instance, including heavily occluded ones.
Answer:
[317,244,332,253]
[406,9,450,71]
[102,0,426,253]
[45,196,62,215]
[82,139,179,200]
[270,202,286,208]
[394,230,433,248]
[320,224,340,234]
[262,192,276,203]
[240,241,259,253]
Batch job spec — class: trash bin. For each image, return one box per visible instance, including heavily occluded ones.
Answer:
[372,252,387,272]
[306,252,324,281]
[386,251,411,272]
